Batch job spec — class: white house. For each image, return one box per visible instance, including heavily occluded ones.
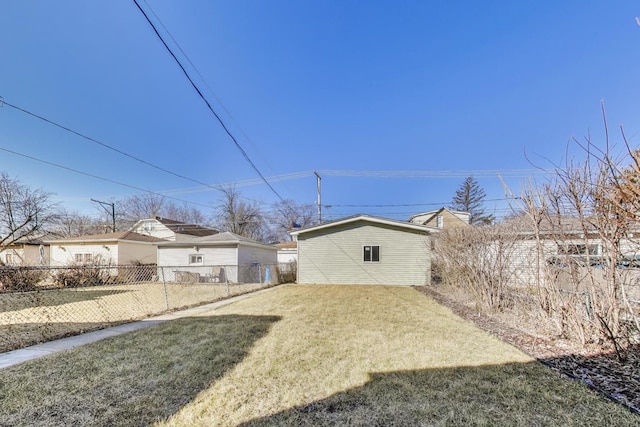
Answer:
[274,241,297,264]
[0,238,49,266]
[130,216,218,242]
[290,214,434,286]
[156,231,278,283]
[47,231,164,266]
[409,207,469,230]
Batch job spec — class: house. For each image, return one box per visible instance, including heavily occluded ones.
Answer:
[156,231,278,283]
[0,238,50,266]
[409,207,470,230]
[274,241,297,264]
[130,216,218,242]
[290,214,434,286]
[491,215,640,289]
[47,231,164,266]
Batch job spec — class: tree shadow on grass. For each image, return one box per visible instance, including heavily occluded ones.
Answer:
[241,361,639,426]
[0,314,280,427]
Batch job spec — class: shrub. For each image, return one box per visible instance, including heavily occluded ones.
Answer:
[277,261,297,284]
[54,265,110,288]
[0,264,46,292]
[433,224,521,311]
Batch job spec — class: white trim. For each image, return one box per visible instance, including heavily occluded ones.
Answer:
[290,214,433,236]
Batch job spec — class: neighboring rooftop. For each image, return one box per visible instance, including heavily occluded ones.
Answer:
[46,231,166,244]
[274,241,297,249]
[157,231,276,249]
[154,217,219,237]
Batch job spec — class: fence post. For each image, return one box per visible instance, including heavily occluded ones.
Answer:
[161,267,169,310]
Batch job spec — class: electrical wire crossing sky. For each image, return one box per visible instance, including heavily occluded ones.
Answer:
[0,1,638,221]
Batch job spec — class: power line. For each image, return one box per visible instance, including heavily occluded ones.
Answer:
[319,169,549,178]
[324,198,510,208]
[2,100,224,193]
[0,146,214,210]
[154,168,549,197]
[139,0,298,201]
[132,0,285,203]
[2,99,301,207]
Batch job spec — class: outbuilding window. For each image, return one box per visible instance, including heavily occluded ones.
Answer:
[363,245,380,262]
[75,253,93,264]
[189,254,203,265]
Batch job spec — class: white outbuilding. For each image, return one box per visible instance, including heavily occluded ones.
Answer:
[156,231,278,284]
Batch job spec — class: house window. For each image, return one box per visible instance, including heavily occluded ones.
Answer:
[363,245,380,262]
[142,220,156,232]
[189,254,203,265]
[5,253,17,265]
[75,253,93,264]
[436,215,443,228]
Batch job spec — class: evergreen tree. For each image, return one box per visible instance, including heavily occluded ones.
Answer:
[450,176,494,225]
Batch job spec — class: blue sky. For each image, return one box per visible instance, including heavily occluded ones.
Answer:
[1,1,639,223]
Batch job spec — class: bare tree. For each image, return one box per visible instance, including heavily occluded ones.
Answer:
[162,203,208,226]
[0,172,58,248]
[119,193,165,223]
[507,117,640,354]
[118,193,209,230]
[52,208,104,237]
[214,186,267,242]
[270,199,316,242]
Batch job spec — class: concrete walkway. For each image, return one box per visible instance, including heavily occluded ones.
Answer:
[0,285,283,370]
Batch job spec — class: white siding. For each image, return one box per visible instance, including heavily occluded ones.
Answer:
[277,249,297,263]
[297,222,430,286]
[0,245,48,265]
[49,243,116,266]
[157,246,238,267]
[157,245,240,282]
[131,220,176,241]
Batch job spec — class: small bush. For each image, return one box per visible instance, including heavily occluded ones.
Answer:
[54,265,110,288]
[0,265,46,292]
[277,261,297,283]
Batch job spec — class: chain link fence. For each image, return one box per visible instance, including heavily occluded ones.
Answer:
[0,262,293,353]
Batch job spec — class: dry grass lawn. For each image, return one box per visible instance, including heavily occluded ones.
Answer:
[1,285,637,426]
[0,282,267,352]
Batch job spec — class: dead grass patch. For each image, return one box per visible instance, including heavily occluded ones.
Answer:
[0,282,269,352]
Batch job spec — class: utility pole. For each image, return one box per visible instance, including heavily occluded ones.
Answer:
[314,171,322,223]
[91,198,116,232]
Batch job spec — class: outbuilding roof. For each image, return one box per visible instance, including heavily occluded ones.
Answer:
[156,231,277,250]
[289,214,435,236]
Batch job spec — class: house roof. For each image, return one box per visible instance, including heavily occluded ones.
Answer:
[408,207,470,225]
[3,235,51,246]
[274,241,297,249]
[46,231,166,244]
[153,217,218,237]
[157,231,277,250]
[289,214,435,236]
